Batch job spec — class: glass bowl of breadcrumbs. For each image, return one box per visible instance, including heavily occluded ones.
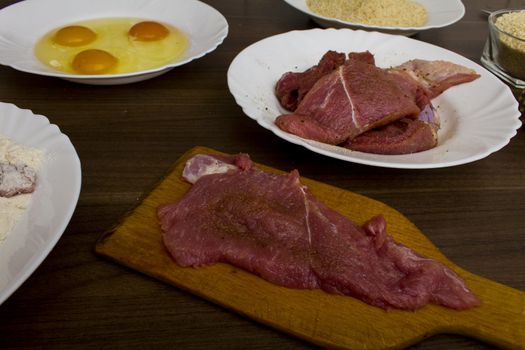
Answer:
[482,9,525,88]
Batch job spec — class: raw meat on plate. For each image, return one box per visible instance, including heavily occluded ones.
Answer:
[275,51,479,154]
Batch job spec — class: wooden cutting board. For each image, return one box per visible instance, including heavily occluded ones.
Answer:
[95,146,525,350]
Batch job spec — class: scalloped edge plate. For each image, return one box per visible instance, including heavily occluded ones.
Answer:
[0,0,228,85]
[283,0,465,36]
[0,102,81,305]
[227,28,522,169]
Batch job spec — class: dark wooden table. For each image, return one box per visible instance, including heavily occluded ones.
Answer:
[0,0,523,349]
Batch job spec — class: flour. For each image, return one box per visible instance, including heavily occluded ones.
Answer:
[0,135,42,241]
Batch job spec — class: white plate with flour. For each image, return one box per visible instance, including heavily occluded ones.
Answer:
[0,102,81,305]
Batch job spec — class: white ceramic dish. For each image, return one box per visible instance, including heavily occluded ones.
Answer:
[227,28,522,169]
[283,0,465,36]
[0,0,228,85]
[0,102,81,305]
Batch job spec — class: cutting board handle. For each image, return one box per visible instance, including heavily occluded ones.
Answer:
[450,271,525,349]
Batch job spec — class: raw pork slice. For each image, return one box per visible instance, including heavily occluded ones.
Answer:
[275,56,421,144]
[274,51,480,154]
[158,153,480,310]
[393,59,480,99]
[275,50,346,111]
[343,118,438,155]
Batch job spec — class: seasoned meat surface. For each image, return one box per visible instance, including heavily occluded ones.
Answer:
[274,51,480,154]
[275,50,346,111]
[276,54,421,144]
[158,154,480,310]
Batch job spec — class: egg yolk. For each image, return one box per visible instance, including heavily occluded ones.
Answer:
[72,49,118,74]
[128,21,169,41]
[53,25,96,47]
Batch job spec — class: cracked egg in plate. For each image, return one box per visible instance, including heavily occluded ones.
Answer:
[35,18,188,75]
[0,0,228,85]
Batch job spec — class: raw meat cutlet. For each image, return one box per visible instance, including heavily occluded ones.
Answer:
[275,51,479,154]
[158,153,480,310]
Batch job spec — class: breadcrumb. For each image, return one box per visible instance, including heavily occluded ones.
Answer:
[306,0,428,27]
[495,11,525,52]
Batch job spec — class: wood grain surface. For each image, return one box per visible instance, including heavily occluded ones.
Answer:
[0,0,524,349]
[95,146,525,350]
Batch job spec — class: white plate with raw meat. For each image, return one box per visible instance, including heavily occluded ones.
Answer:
[283,0,465,36]
[227,28,522,169]
[0,102,81,305]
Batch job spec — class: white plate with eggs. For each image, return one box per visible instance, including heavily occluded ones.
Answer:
[0,0,228,85]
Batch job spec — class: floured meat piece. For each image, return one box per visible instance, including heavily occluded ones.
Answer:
[275,50,346,111]
[0,136,42,241]
[158,153,480,310]
[0,163,37,198]
[274,51,480,154]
